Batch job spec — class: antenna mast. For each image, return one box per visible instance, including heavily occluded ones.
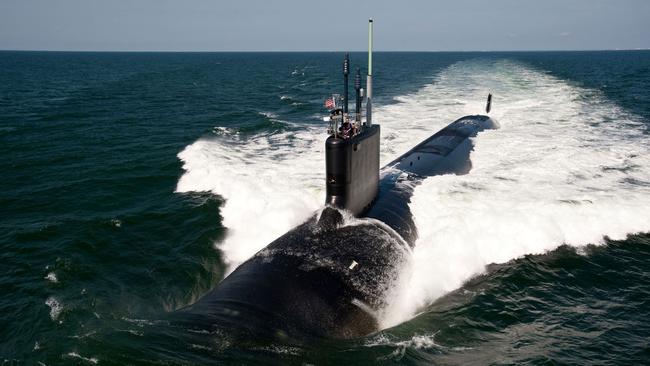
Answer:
[354,67,362,122]
[366,19,373,126]
[343,53,349,114]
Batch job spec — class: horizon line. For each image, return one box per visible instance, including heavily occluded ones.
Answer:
[1,48,649,53]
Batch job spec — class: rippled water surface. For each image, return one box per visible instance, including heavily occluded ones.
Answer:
[2,51,650,365]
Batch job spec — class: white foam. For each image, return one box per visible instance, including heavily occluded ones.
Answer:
[380,59,650,328]
[176,59,650,327]
[45,296,62,321]
[365,332,443,350]
[64,352,98,364]
[176,128,324,270]
[45,272,58,283]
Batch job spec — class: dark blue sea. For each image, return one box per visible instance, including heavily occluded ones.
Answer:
[2,51,650,365]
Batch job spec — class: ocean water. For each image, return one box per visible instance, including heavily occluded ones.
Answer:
[1,51,650,365]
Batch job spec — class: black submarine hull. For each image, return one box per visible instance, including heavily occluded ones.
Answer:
[177,115,499,340]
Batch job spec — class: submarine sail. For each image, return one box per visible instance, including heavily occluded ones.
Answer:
[325,19,379,216]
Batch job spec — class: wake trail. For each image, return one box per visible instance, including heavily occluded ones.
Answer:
[176,59,650,328]
[381,59,650,327]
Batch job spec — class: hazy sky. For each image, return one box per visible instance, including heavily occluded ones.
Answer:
[1,0,648,51]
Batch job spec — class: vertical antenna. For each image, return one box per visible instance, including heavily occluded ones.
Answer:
[343,53,349,114]
[366,19,373,126]
[354,67,362,122]
[486,93,492,114]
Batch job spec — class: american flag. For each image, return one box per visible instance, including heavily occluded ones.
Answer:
[324,97,335,109]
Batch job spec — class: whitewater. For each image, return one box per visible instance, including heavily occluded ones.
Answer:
[176,59,650,329]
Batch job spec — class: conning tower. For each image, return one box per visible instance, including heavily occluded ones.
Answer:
[324,19,379,215]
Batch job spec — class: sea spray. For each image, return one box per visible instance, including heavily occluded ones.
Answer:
[380,60,650,327]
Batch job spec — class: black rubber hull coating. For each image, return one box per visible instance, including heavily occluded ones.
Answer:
[176,115,499,341]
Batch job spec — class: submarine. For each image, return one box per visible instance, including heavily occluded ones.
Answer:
[177,19,499,340]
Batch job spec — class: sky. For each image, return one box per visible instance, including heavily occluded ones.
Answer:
[0,0,649,52]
